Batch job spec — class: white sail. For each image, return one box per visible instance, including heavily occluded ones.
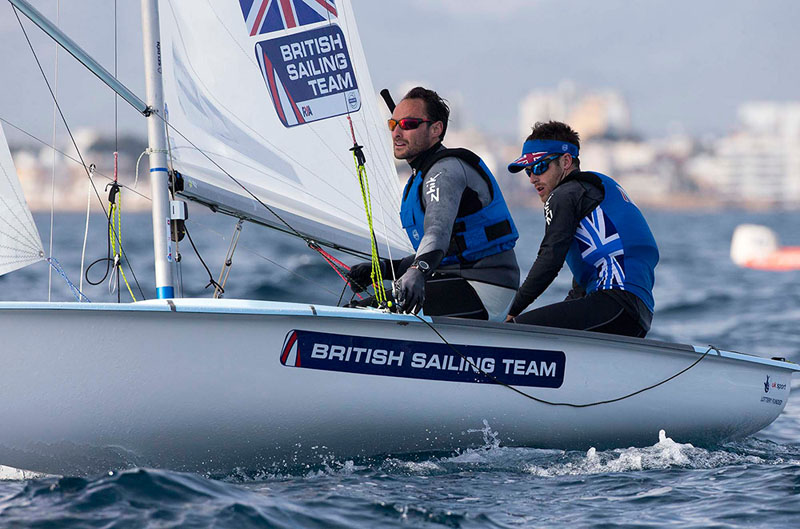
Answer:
[157,0,412,257]
[0,123,44,276]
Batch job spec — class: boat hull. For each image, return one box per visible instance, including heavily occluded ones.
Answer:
[0,299,795,475]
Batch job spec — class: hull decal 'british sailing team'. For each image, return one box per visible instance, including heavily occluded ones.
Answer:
[281,330,566,387]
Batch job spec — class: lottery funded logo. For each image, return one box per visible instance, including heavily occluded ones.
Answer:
[255,24,361,127]
[280,330,566,388]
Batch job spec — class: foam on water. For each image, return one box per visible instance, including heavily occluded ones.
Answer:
[382,459,444,475]
[520,429,800,477]
[0,465,50,481]
[318,422,800,480]
[303,459,360,479]
[524,430,690,476]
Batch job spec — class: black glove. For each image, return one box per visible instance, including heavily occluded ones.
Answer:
[347,262,373,292]
[348,260,389,292]
[394,267,425,314]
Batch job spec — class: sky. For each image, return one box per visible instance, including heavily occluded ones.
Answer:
[1,0,798,146]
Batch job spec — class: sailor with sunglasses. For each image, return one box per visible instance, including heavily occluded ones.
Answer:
[505,121,659,337]
[348,87,520,320]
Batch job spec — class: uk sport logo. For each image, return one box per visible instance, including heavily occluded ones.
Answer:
[240,0,338,36]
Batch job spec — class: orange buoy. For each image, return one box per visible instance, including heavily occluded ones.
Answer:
[731,224,800,271]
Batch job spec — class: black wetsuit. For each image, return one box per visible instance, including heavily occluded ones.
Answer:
[510,171,653,337]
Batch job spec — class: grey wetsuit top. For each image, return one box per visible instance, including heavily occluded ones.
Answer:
[407,145,519,290]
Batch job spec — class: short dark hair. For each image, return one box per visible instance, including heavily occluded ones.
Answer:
[403,86,449,141]
[527,121,580,166]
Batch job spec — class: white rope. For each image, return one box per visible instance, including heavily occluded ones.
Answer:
[108,255,119,295]
[134,148,167,189]
[79,164,95,298]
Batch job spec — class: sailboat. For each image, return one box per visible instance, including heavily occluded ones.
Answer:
[0,0,797,477]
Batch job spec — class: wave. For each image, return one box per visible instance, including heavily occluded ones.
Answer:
[3,428,800,528]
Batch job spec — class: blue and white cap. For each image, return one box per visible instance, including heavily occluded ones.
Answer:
[507,139,579,173]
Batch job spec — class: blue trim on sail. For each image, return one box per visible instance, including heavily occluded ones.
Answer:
[150,167,169,173]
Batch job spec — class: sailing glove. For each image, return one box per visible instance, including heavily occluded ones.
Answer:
[347,262,372,292]
[395,267,425,314]
[347,260,387,292]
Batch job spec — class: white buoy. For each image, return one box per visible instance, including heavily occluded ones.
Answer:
[730,224,779,266]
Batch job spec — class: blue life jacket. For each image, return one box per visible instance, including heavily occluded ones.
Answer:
[400,148,518,266]
[565,173,659,311]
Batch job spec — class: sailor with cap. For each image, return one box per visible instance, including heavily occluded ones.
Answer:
[505,121,659,337]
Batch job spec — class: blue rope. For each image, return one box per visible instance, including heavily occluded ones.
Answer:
[47,257,91,303]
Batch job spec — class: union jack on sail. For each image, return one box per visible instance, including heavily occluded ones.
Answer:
[240,0,338,36]
[574,206,626,290]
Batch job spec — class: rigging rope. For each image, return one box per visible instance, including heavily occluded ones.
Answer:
[346,116,388,306]
[213,219,242,298]
[47,0,60,302]
[79,164,95,297]
[107,183,136,301]
[410,311,719,408]
[13,7,146,301]
[182,222,224,295]
[47,257,90,302]
[134,148,168,189]
[306,240,361,300]
[85,183,137,301]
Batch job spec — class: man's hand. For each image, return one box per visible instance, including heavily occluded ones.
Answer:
[564,279,586,301]
[394,267,425,314]
[505,314,515,323]
[347,262,374,292]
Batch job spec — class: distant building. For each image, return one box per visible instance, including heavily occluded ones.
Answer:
[580,137,695,207]
[686,102,800,207]
[518,81,632,140]
[13,129,150,212]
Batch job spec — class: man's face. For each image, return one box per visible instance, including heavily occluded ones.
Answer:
[390,98,441,161]
[527,154,568,203]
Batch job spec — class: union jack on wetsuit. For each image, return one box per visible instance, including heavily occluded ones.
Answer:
[509,171,659,337]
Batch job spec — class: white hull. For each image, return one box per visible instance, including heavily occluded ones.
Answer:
[0,299,795,476]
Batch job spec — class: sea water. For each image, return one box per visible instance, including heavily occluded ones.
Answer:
[1,208,799,528]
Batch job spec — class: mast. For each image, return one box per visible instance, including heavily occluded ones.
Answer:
[140,0,175,299]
